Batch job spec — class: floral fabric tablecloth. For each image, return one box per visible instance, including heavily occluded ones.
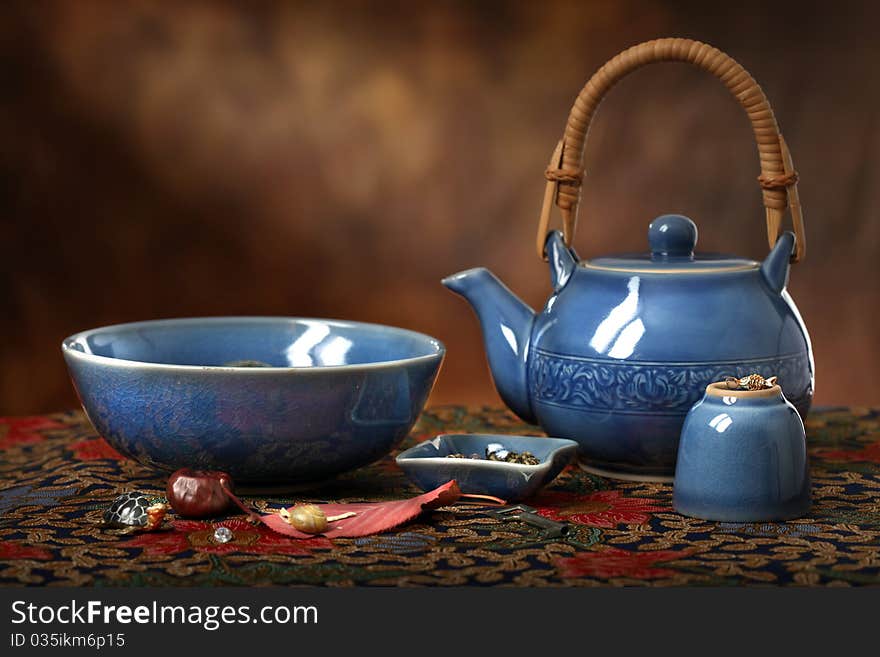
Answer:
[1,406,879,587]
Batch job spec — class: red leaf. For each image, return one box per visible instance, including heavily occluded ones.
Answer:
[261,480,460,538]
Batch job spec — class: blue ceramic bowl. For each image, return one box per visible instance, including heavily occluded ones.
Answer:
[63,317,444,483]
[396,433,578,501]
[673,382,811,522]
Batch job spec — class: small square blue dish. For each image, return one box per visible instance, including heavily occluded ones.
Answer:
[396,433,578,501]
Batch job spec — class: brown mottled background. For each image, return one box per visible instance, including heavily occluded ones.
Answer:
[1,0,878,415]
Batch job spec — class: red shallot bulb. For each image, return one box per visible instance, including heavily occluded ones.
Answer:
[166,468,234,518]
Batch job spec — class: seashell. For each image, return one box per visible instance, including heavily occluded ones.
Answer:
[278,505,357,534]
[285,504,328,534]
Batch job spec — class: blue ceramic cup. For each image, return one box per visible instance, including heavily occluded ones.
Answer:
[673,381,811,522]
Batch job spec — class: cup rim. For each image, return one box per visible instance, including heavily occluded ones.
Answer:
[705,381,782,399]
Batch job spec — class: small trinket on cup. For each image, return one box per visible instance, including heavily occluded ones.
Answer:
[724,374,778,391]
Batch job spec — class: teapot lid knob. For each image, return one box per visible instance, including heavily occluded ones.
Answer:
[649,214,697,259]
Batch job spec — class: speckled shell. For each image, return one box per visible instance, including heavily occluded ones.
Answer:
[103,492,156,527]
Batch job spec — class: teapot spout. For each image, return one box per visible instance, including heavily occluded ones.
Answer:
[761,231,796,293]
[442,268,536,423]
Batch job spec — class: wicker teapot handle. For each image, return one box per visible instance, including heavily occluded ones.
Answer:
[537,38,805,263]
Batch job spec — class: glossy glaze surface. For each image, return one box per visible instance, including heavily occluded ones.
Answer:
[673,383,811,521]
[444,215,814,479]
[63,317,444,482]
[396,433,577,501]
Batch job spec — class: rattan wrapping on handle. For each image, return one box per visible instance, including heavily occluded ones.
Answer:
[538,38,805,263]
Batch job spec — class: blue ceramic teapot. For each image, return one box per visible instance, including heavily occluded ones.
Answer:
[443,39,812,480]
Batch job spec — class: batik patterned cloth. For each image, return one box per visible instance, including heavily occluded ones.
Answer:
[1,406,878,586]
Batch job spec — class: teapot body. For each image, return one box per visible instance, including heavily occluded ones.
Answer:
[527,262,813,480]
[452,37,815,481]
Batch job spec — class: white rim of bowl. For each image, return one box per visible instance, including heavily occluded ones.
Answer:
[62,316,445,373]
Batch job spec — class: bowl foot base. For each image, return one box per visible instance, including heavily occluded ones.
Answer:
[577,459,674,483]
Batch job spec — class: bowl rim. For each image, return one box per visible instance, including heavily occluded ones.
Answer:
[395,433,579,471]
[62,316,445,373]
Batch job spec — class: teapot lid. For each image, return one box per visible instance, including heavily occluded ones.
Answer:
[584,214,758,274]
